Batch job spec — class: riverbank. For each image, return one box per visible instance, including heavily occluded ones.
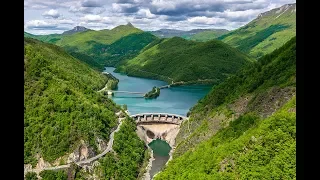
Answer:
[114,67,219,86]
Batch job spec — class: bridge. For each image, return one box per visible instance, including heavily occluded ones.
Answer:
[109,90,145,95]
[131,113,187,125]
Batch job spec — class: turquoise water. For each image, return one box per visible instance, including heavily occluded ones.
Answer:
[103,67,211,178]
[148,139,172,178]
[148,139,172,156]
[103,67,211,116]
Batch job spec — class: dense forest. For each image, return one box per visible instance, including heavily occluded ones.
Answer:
[73,118,148,180]
[144,87,160,99]
[24,37,120,166]
[155,36,296,179]
[116,37,253,84]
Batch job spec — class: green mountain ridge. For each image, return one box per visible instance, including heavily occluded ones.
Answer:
[24,23,157,70]
[188,29,230,41]
[116,36,253,84]
[24,37,148,179]
[24,37,120,165]
[155,36,296,179]
[218,3,296,58]
[150,29,229,40]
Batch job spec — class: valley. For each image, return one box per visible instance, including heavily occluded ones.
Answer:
[24,2,296,180]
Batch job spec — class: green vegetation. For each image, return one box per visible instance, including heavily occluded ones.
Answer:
[25,172,38,180]
[116,37,253,84]
[103,73,119,90]
[25,24,157,70]
[150,29,228,40]
[155,98,296,179]
[218,3,296,58]
[137,149,151,179]
[155,36,296,179]
[188,29,229,42]
[106,79,118,90]
[24,38,120,165]
[40,170,67,180]
[144,87,160,99]
[92,118,147,180]
[24,32,63,44]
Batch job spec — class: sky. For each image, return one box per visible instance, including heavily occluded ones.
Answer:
[24,0,296,35]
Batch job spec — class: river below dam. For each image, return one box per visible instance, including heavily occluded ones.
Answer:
[103,67,211,178]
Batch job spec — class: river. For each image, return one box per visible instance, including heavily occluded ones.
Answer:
[103,67,211,178]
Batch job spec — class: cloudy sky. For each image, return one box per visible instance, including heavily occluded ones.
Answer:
[24,0,296,35]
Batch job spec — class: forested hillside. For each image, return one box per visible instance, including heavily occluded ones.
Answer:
[116,37,253,84]
[24,23,157,70]
[155,36,296,179]
[74,118,148,180]
[24,37,120,166]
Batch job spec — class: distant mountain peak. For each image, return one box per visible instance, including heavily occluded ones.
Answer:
[62,26,89,35]
[126,22,134,27]
[258,3,296,18]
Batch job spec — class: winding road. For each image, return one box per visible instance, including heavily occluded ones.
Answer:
[24,116,124,175]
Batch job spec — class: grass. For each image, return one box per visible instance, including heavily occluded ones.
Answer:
[218,3,296,58]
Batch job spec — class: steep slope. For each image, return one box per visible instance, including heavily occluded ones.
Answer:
[188,29,229,41]
[155,36,296,179]
[218,3,296,58]
[72,118,149,179]
[116,37,253,84]
[24,37,120,166]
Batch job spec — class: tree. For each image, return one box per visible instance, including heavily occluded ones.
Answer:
[25,172,38,180]
[123,104,127,111]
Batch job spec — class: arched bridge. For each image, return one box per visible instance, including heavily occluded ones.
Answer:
[131,113,187,125]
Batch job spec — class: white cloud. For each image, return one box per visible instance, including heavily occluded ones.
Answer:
[24,0,296,34]
[137,9,156,18]
[187,16,225,25]
[25,20,57,29]
[42,9,60,18]
[58,19,74,24]
[80,14,102,22]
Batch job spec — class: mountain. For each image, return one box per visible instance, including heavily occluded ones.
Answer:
[155,37,296,179]
[24,37,148,179]
[115,37,253,84]
[61,30,157,68]
[150,28,229,39]
[24,37,120,165]
[62,26,90,35]
[150,29,185,38]
[218,3,296,58]
[188,29,229,41]
[24,23,157,70]
[24,31,63,44]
